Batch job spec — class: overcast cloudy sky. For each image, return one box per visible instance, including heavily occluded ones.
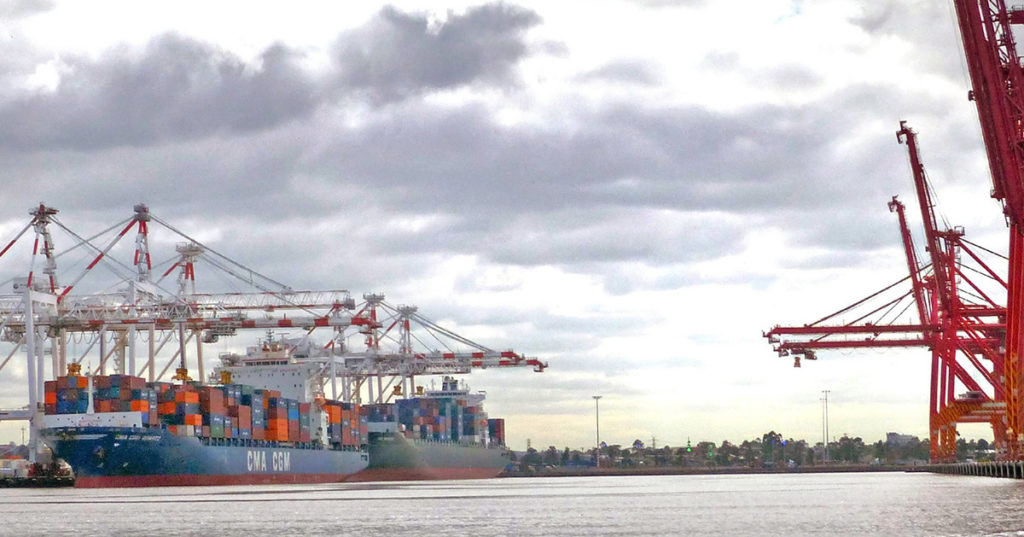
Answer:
[0,0,1009,450]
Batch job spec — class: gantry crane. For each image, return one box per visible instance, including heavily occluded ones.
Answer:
[0,204,543,462]
[952,0,1024,459]
[765,123,1006,462]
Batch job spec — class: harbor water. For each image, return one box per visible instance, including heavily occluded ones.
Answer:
[4,472,1024,536]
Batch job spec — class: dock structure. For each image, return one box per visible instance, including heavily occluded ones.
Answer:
[929,462,1024,479]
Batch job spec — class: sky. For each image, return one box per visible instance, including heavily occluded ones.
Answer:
[0,0,1010,451]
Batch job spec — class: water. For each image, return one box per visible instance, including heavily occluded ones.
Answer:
[4,472,1024,536]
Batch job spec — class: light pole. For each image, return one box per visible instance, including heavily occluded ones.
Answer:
[821,390,830,463]
[593,395,602,467]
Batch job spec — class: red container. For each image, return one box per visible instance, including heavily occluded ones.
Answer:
[237,407,252,429]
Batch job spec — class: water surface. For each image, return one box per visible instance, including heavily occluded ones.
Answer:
[3,472,1024,536]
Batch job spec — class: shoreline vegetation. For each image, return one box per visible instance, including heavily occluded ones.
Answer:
[501,464,919,478]
[503,431,993,476]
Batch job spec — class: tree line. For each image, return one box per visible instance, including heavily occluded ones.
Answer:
[517,431,994,469]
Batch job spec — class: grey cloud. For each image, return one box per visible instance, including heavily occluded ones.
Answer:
[578,60,661,85]
[756,64,822,91]
[847,2,964,75]
[848,2,898,34]
[0,0,53,18]
[331,3,541,104]
[308,82,941,219]
[0,81,951,285]
[0,3,542,151]
[0,35,318,150]
[0,4,979,294]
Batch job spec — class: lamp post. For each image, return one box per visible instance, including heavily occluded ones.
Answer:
[821,390,830,463]
[593,395,602,467]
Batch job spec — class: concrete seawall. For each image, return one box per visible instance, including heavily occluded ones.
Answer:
[926,461,1024,478]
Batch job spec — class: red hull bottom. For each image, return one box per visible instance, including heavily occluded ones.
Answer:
[75,473,354,488]
[347,467,504,482]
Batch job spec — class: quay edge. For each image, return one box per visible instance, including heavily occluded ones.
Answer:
[924,461,1024,479]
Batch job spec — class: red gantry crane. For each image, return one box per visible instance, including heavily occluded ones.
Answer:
[767,0,1024,462]
[952,0,1024,459]
[765,123,1007,462]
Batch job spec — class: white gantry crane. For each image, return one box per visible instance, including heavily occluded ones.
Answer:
[0,204,544,462]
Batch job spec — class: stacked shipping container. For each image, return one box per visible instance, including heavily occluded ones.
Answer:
[370,397,498,445]
[324,401,367,448]
[44,374,366,448]
[487,418,505,446]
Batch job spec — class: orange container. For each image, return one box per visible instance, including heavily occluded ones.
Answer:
[130,400,150,412]
[97,400,112,412]
[174,391,200,404]
[184,414,202,426]
[158,402,176,415]
[76,376,88,388]
[44,392,57,405]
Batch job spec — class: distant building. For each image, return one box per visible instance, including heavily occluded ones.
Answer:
[886,433,918,446]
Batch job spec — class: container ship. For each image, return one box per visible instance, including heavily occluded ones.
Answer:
[40,362,369,488]
[353,376,512,481]
[40,338,513,486]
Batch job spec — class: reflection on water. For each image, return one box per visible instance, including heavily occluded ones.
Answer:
[4,472,1024,536]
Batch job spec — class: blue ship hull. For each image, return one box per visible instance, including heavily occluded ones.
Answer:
[42,426,369,488]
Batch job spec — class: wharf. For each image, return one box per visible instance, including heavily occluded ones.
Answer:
[925,461,1024,479]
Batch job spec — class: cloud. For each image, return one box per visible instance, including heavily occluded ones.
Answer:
[331,3,541,104]
[578,60,662,85]
[847,1,965,76]
[0,35,319,150]
[0,0,54,18]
